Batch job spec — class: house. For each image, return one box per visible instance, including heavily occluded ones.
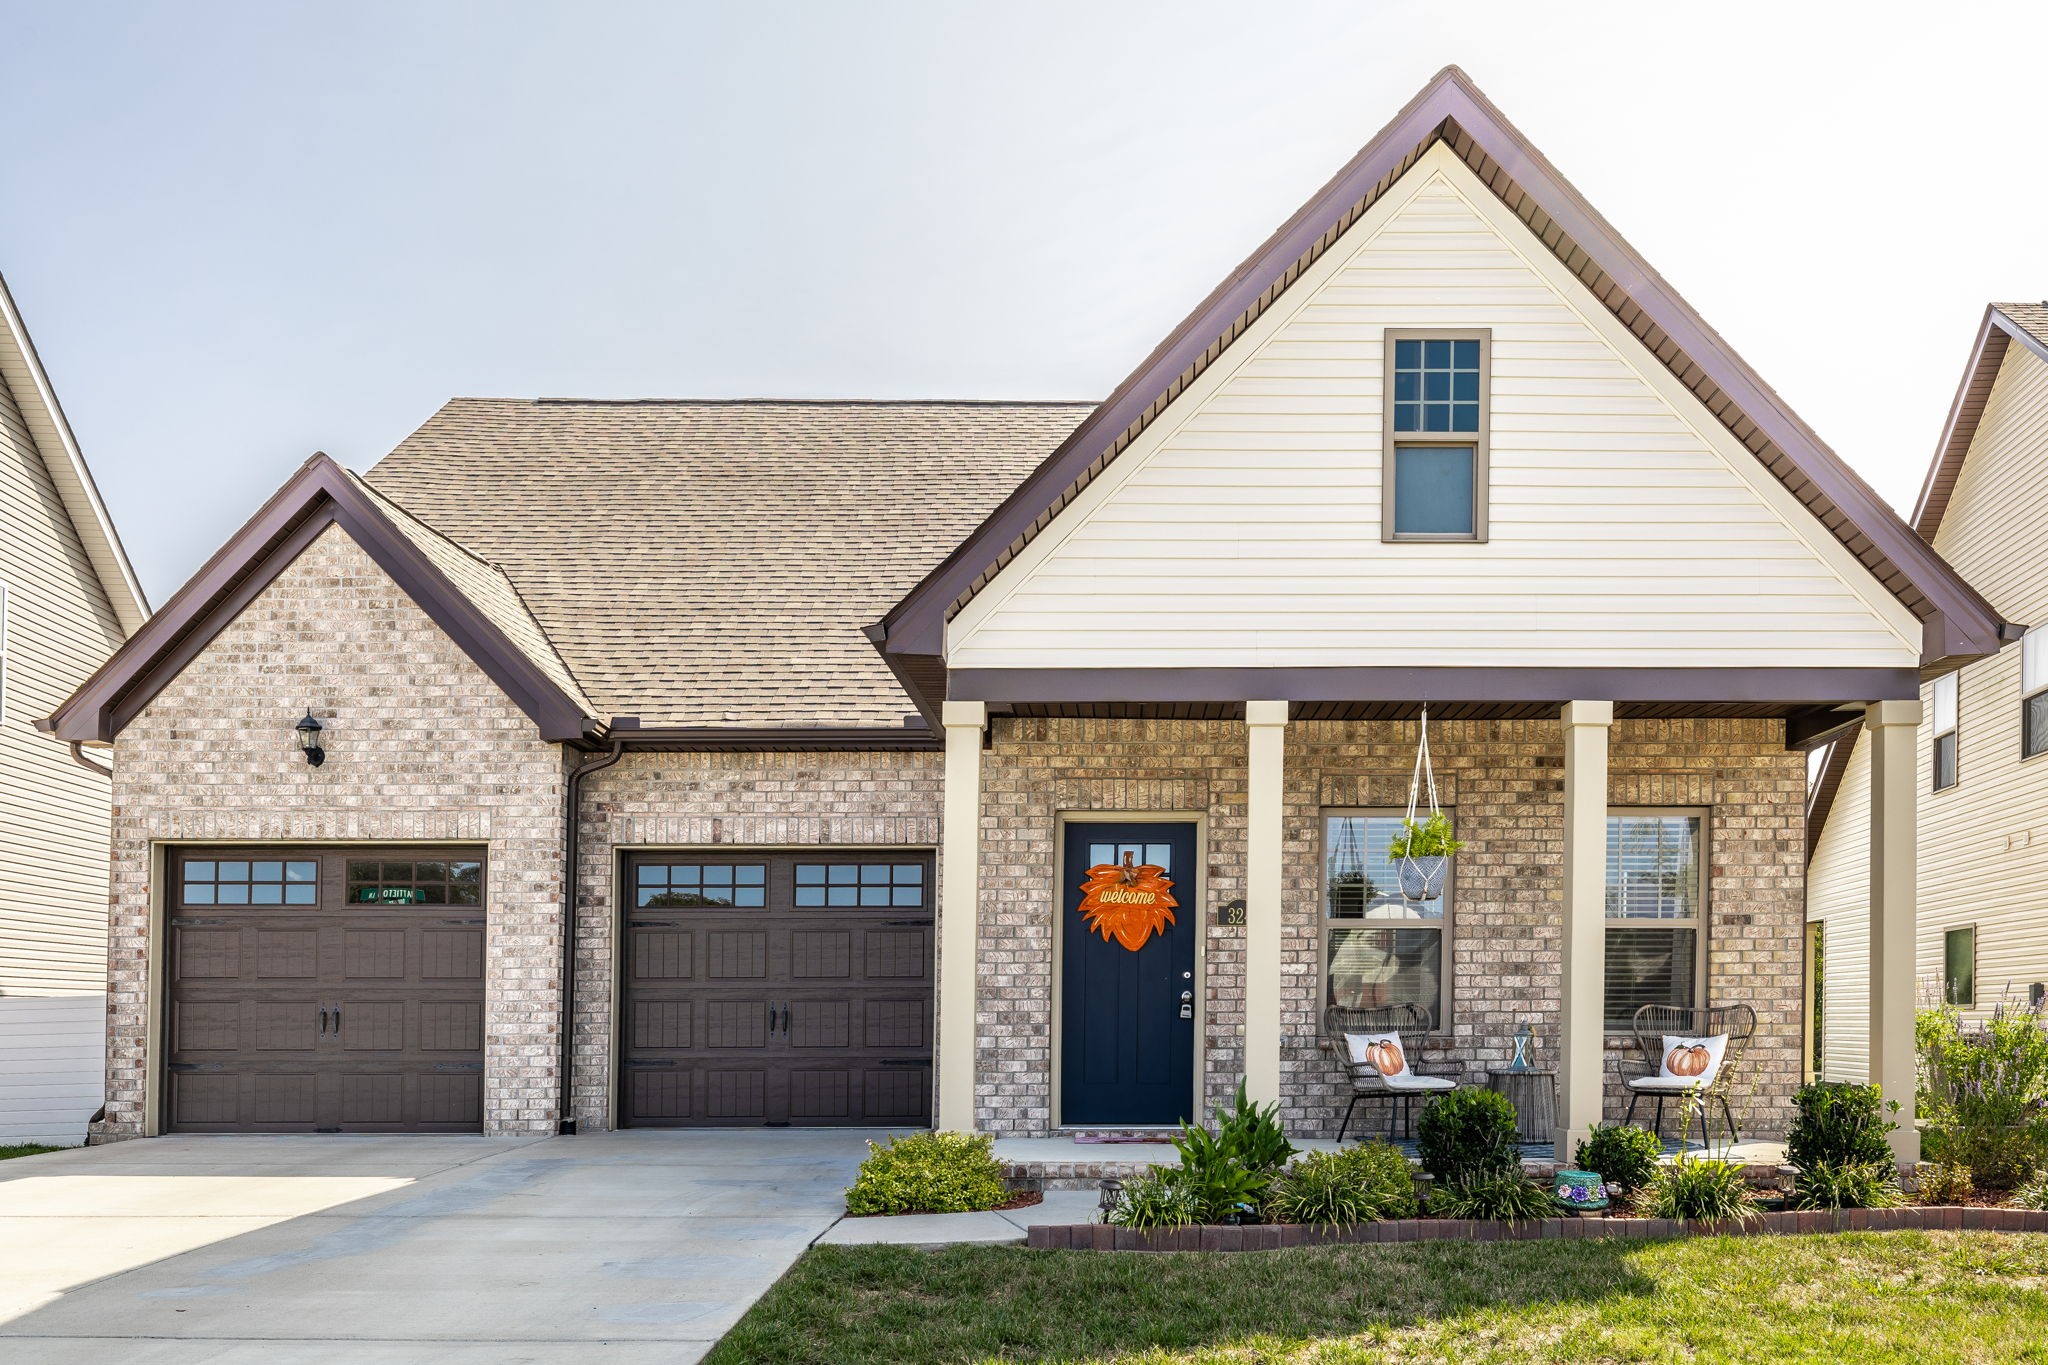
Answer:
[0,274,148,1144]
[1807,303,2048,1080]
[47,69,2007,1162]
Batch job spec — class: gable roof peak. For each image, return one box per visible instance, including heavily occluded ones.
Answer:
[1914,301,2048,542]
[875,66,2009,668]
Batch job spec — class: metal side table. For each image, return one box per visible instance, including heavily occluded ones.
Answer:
[1487,1068,1557,1143]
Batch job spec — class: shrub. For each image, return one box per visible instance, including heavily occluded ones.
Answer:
[1918,1003,2048,1193]
[2013,1175,2048,1212]
[1637,1156,1760,1223]
[1210,1081,1296,1175]
[1917,1163,1974,1204]
[1416,1087,1519,1187]
[1163,1082,1297,1223]
[1106,1166,1201,1230]
[1428,1170,1556,1223]
[1791,1159,1904,1210]
[1266,1142,1417,1225]
[1786,1081,1896,1172]
[843,1131,1009,1215]
[1574,1123,1663,1193]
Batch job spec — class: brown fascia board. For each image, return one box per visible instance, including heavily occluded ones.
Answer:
[946,665,1921,707]
[610,725,938,752]
[44,454,597,744]
[1913,306,2048,544]
[874,65,2011,666]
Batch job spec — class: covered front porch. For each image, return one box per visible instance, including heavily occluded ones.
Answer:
[932,688,1924,1164]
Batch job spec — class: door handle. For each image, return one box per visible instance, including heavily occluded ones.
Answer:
[332,1004,343,1036]
[767,1002,777,1036]
[779,1005,792,1035]
[1179,990,1194,1021]
[319,1007,331,1036]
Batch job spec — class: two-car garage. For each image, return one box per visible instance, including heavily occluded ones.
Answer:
[162,845,935,1134]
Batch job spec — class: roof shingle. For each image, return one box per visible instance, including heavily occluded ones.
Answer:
[367,399,1091,728]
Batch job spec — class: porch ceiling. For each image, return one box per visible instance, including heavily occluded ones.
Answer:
[1007,700,1831,723]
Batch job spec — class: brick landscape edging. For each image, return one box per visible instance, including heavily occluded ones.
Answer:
[1024,1206,2048,1251]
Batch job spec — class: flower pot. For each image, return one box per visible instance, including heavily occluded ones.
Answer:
[1398,855,1448,901]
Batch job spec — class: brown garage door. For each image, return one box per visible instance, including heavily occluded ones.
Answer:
[165,848,486,1133]
[621,852,934,1127]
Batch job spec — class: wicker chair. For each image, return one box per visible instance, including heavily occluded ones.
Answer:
[1619,1003,1758,1147]
[1324,1003,1456,1141]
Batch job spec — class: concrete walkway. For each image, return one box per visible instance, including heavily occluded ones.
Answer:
[0,1129,885,1363]
[816,1187,1100,1246]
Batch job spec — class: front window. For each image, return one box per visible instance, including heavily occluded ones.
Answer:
[1323,812,1447,1029]
[1932,672,1958,791]
[1383,330,1489,542]
[1603,812,1705,1030]
[1944,926,1977,1007]
[2024,627,2047,760]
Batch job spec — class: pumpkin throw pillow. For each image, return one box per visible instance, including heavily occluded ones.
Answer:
[1657,1033,1728,1086]
[1346,1031,1410,1079]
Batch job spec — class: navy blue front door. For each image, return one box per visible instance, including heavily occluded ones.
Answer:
[1061,822,1197,1126]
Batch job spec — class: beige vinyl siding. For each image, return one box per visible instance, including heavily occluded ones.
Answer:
[1806,730,1872,1081]
[949,143,1919,670]
[0,368,124,995]
[0,995,103,1143]
[1918,345,2048,1019]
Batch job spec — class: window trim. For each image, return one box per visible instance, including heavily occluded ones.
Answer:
[1382,328,1491,543]
[1943,923,1978,1008]
[2022,625,2048,762]
[1603,806,1710,1033]
[1932,672,1959,792]
[1318,806,1453,1034]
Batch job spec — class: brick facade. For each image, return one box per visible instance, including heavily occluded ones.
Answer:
[95,532,1804,1145]
[99,528,571,1140]
[973,715,1805,1141]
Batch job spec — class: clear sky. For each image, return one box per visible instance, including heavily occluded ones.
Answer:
[3,1,2042,605]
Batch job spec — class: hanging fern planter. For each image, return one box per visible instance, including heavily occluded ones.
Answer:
[1390,705,1465,902]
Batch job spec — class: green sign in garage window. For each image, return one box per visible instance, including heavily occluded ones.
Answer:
[1944,926,1976,1007]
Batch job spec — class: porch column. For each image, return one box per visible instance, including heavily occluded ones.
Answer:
[937,700,986,1132]
[1244,700,1289,1108]
[1555,700,1613,1157]
[1866,698,1922,1165]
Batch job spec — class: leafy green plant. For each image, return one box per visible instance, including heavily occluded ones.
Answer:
[1574,1124,1663,1194]
[1211,1081,1296,1175]
[1918,1002,2048,1192]
[2012,1174,2048,1211]
[1265,1142,1417,1225]
[1173,1122,1274,1223]
[1428,1170,1556,1222]
[1786,1081,1896,1172]
[1917,1163,1974,1205]
[1416,1087,1519,1187]
[1637,1155,1761,1222]
[1791,1159,1904,1210]
[1105,1166,1202,1230]
[844,1131,1011,1215]
[1386,811,1466,859]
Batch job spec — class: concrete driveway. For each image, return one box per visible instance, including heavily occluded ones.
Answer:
[0,1128,883,1363]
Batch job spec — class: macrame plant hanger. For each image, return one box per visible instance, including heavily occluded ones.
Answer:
[1399,703,1448,902]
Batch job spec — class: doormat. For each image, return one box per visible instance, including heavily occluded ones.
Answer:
[1072,1134,1176,1144]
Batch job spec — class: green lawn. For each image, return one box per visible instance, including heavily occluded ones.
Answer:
[0,1145,62,1161]
[710,1230,2048,1364]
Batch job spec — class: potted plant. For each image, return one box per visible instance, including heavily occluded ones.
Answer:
[1387,810,1465,900]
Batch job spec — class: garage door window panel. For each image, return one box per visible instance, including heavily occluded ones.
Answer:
[636,862,766,908]
[794,862,925,907]
[183,859,318,906]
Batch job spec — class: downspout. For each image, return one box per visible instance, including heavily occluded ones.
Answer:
[560,738,623,1135]
[68,741,114,778]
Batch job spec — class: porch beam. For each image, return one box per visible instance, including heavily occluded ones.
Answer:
[1866,698,1922,1165]
[1555,700,1613,1158]
[1244,700,1288,1108]
[937,700,987,1132]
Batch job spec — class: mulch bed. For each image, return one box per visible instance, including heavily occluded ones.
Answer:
[1030,1204,2048,1251]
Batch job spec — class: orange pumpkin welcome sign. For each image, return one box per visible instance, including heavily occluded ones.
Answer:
[1076,852,1178,951]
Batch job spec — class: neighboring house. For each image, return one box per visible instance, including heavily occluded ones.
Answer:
[48,69,2005,1163]
[1807,303,2048,1081]
[0,274,149,1144]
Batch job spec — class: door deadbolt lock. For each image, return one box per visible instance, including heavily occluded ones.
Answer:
[1179,988,1194,1020]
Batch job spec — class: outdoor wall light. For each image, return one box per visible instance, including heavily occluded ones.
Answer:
[295,711,326,767]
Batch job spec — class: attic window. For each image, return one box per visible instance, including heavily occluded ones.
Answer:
[1383,331,1490,541]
